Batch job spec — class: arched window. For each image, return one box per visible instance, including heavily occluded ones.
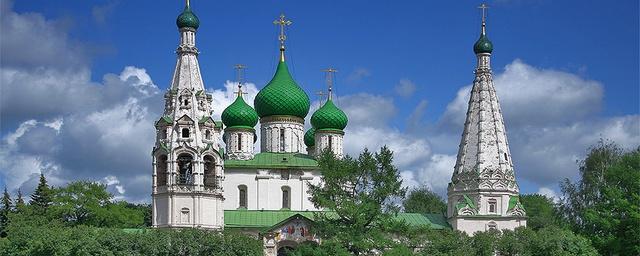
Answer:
[177,153,193,184]
[328,135,333,150]
[504,153,508,162]
[281,186,291,209]
[156,155,168,186]
[280,129,285,152]
[181,128,190,138]
[488,199,497,213]
[237,133,242,151]
[238,185,247,209]
[205,130,211,140]
[203,155,216,188]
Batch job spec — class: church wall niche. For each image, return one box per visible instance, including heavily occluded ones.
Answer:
[203,155,217,188]
[156,154,168,186]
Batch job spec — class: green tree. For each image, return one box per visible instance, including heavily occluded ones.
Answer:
[30,173,53,212]
[520,194,562,230]
[50,181,146,227]
[403,187,446,214]
[560,141,640,255]
[14,189,25,212]
[0,187,12,237]
[308,147,407,254]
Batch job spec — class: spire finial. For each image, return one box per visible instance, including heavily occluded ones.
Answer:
[186,0,190,9]
[273,14,292,62]
[234,64,248,98]
[478,3,489,35]
[322,68,338,100]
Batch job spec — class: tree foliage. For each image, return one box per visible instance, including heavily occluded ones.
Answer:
[14,189,25,212]
[30,174,53,213]
[403,187,446,214]
[0,187,12,237]
[560,141,640,255]
[308,147,407,254]
[520,194,563,230]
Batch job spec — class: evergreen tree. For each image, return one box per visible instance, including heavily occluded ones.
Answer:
[0,187,12,237]
[31,173,53,212]
[14,189,25,211]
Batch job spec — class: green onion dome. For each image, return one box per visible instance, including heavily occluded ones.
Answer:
[473,33,493,54]
[304,128,316,147]
[254,61,311,119]
[221,94,258,129]
[176,6,200,29]
[311,99,348,131]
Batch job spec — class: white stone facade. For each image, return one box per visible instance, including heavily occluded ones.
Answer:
[152,26,225,230]
[315,131,344,158]
[224,129,256,160]
[260,117,305,153]
[222,169,321,211]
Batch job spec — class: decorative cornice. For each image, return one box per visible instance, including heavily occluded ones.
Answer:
[259,115,304,124]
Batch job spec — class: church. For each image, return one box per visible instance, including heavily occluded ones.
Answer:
[151,2,526,254]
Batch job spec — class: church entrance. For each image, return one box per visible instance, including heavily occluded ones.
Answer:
[277,246,295,256]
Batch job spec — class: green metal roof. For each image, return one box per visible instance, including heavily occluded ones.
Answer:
[224,210,317,229]
[474,33,493,54]
[311,99,348,131]
[176,5,199,29]
[507,195,525,212]
[224,210,450,230]
[221,95,259,129]
[224,152,318,169]
[254,60,311,119]
[304,128,316,147]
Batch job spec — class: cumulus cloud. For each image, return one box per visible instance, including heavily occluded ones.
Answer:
[394,79,417,98]
[424,59,638,196]
[346,67,371,83]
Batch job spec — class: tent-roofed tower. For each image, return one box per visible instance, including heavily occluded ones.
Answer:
[447,3,526,235]
[254,14,311,153]
[152,0,225,230]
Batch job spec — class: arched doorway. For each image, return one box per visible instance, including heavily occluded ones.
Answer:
[276,240,298,256]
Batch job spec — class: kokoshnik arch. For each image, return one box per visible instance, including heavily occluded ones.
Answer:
[150,1,526,254]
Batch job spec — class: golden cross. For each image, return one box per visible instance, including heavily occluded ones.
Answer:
[322,68,338,100]
[234,64,248,98]
[478,3,489,23]
[273,14,292,48]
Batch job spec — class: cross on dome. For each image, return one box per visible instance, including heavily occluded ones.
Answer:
[234,64,248,98]
[322,68,338,100]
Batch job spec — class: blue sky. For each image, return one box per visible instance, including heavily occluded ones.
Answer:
[1,0,638,202]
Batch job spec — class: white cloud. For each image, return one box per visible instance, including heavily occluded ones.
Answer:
[429,59,638,192]
[536,187,559,202]
[346,67,371,83]
[394,79,417,98]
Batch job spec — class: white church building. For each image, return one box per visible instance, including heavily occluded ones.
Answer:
[151,2,526,254]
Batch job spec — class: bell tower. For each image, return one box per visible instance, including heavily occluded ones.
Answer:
[152,0,225,230]
[447,3,526,235]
